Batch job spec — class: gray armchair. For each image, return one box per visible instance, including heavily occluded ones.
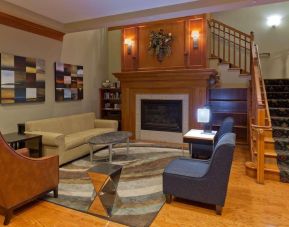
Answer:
[163,133,236,214]
[191,117,234,159]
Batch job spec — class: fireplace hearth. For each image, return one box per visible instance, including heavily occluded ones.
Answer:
[141,99,182,133]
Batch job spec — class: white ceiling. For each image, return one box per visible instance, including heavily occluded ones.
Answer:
[4,0,199,23]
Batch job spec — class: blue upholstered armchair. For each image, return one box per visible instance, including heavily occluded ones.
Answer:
[163,133,236,215]
[191,117,234,159]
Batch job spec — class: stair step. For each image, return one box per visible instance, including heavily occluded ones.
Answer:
[253,136,274,142]
[253,149,277,158]
[246,161,279,172]
[266,85,289,92]
[269,107,289,117]
[245,161,280,181]
[267,93,289,99]
[252,136,275,150]
[272,127,289,138]
[272,126,289,130]
[264,79,289,86]
[268,99,289,108]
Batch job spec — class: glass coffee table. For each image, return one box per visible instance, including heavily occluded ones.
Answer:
[88,131,132,163]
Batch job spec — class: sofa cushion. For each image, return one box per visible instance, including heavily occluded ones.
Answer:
[65,128,115,150]
[26,112,96,135]
[164,158,209,178]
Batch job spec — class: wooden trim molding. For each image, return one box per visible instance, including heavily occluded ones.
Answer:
[0,12,64,41]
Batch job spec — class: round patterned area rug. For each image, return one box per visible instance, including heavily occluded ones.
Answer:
[44,143,188,227]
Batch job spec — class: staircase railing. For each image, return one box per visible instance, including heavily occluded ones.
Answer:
[250,42,272,184]
[208,19,254,74]
[208,18,273,184]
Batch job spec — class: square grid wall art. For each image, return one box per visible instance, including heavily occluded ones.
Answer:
[55,62,83,101]
[0,53,45,104]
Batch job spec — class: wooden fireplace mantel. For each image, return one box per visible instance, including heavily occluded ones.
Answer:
[113,69,218,140]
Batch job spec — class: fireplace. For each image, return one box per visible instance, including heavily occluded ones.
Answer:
[141,99,182,133]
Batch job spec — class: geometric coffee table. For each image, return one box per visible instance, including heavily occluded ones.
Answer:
[87,162,122,217]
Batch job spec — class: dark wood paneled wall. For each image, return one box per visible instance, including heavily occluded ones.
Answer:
[121,14,207,71]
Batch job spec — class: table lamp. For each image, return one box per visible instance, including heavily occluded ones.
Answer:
[197,106,212,134]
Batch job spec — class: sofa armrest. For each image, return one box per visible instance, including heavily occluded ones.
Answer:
[25,131,65,147]
[94,119,118,130]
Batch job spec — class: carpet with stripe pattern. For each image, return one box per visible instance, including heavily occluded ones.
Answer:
[44,143,188,227]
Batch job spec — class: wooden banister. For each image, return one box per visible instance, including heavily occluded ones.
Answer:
[208,19,253,74]
[250,42,272,184]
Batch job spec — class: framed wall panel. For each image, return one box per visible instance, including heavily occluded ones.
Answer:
[55,62,83,101]
[0,53,45,104]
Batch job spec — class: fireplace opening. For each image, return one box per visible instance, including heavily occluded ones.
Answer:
[141,99,182,133]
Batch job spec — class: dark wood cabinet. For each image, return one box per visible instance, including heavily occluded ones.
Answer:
[99,88,121,130]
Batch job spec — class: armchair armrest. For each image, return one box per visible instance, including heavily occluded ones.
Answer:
[94,119,118,130]
[25,131,64,147]
[16,148,30,157]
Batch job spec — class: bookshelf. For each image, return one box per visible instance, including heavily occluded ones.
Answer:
[99,88,121,130]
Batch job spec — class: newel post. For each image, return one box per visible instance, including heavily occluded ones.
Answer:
[256,108,265,184]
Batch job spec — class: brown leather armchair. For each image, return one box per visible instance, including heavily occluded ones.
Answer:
[0,133,59,225]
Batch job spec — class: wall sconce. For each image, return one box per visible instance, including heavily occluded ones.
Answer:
[191,31,200,49]
[267,15,281,27]
[124,38,133,55]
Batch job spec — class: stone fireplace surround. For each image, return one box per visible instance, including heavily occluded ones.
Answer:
[136,94,189,143]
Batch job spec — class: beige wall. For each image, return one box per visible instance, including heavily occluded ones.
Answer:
[108,29,122,81]
[0,25,107,133]
[61,29,108,117]
[213,1,289,79]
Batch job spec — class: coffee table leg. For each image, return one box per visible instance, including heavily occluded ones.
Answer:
[126,138,130,155]
[90,144,94,163]
[109,144,113,162]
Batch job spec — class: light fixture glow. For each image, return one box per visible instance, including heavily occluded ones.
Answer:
[124,38,133,46]
[191,31,200,48]
[267,15,281,27]
[124,38,133,55]
[191,31,200,39]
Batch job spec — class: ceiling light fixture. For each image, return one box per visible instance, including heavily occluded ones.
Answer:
[267,15,281,27]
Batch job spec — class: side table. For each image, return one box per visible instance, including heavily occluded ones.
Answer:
[87,162,122,217]
[3,132,43,158]
[183,129,217,158]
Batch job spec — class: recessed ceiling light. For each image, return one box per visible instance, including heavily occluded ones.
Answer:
[267,15,282,27]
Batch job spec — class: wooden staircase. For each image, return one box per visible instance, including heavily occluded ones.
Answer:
[208,19,279,183]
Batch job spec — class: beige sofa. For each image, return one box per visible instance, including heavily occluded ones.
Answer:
[25,112,118,165]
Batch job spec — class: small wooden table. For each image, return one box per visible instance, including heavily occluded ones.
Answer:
[3,132,43,157]
[87,163,122,217]
[183,129,217,157]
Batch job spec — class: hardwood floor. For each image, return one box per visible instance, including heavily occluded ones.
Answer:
[0,201,124,227]
[1,145,289,227]
[152,146,289,227]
